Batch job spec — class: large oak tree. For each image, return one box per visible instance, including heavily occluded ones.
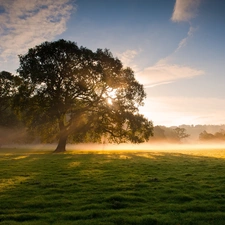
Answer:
[14,39,153,152]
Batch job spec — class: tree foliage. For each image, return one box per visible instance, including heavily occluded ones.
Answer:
[14,39,153,152]
[0,71,21,127]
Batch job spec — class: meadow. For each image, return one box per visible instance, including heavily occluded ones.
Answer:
[1,146,225,224]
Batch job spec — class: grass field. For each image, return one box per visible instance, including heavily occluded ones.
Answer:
[1,146,225,224]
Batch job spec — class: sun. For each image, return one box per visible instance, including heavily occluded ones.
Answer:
[105,89,117,105]
[107,98,113,105]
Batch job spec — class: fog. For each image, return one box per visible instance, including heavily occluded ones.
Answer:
[2,141,225,153]
[0,127,27,146]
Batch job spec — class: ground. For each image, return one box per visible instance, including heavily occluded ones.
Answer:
[1,145,225,224]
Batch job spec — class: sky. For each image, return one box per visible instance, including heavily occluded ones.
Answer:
[0,0,225,126]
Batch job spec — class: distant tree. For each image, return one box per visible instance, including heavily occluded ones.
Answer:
[14,39,153,152]
[173,127,190,141]
[152,126,166,140]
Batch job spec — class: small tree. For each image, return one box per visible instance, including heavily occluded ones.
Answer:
[152,126,166,140]
[0,71,21,127]
[14,39,153,152]
[173,127,190,141]
[0,71,24,146]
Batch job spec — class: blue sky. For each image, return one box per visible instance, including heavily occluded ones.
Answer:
[0,0,225,126]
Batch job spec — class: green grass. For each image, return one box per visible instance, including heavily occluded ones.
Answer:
[1,148,225,224]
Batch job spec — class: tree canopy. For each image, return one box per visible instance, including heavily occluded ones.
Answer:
[13,39,153,152]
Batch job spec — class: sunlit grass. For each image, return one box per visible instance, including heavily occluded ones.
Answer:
[1,147,225,224]
[13,155,29,160]
[0,176,29,192]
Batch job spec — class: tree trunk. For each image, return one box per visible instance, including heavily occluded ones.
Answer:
[54,134,68,153]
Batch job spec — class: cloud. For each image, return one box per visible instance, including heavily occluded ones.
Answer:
[0,0,74,62]
[137,61,204,87]
[171,0,201,22]
[139,96,225,126]
[118,50,138,66]
[136,1,204,88]
[117,49,140,71]
[176,26,197,51]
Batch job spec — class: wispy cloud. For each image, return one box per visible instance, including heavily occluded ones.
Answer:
[118,50,138,66]
[0,0,74,62]
[137,61,204,87]
[172,0,201,52]
[176,26,197,51]
[171,0,202,22]
[117,49,140,72]
[135,0,204,88]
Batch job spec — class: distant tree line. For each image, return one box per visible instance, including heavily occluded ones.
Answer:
[178,124,225,140]
[151,125,225,142]
[150,126,190,142]
[199,130,225,141]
